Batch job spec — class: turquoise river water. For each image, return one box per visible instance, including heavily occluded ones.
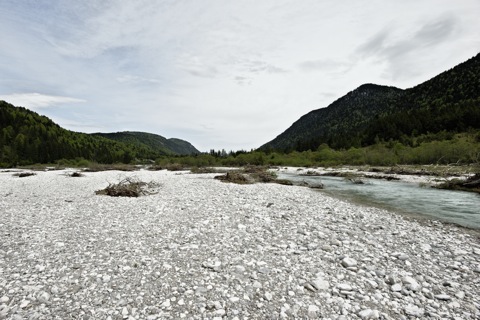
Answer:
[278,173,480,229]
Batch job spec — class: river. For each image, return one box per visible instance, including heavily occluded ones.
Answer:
[278,173,480,229]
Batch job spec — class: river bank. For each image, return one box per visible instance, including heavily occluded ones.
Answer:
[0,169,479,319]
[273,165,477,186]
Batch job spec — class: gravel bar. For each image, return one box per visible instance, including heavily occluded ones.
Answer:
[0,169,479,319]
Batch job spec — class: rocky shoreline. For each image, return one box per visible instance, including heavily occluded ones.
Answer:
[0,169,479,319]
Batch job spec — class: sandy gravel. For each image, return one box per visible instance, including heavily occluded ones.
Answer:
[0,169,479,319]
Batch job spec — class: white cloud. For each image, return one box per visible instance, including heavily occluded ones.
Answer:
[0,93,85,109]
[116,75,160,84]
[356,14,460,82]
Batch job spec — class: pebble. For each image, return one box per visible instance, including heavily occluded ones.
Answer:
[341,257,357,268]
[434,294,452,301]
[358,308,380,319]
[391,283,402,292]
[402,276,421,291]
[161,299,171,308]
[337,283,353,291]
[264,292,273,301]
[308,305,319,318]
[405,304,424,317]
[310,278,330,291]
[37,291,50,304]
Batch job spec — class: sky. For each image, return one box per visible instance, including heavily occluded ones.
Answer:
[1,1,479,152]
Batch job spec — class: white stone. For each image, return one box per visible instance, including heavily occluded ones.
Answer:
[308,305,319,318]
[161,299,171,308]
[434,294,451,301]
[19,300,30,309]
[341,257,357,268]
[337,283,353,291]
[391,283,402,292]
[404,304,424,317]
[402,276,421,291]
[310,278,330,291]
[358,309,379,319]
[37,291,50,303]
[264,292,273,301]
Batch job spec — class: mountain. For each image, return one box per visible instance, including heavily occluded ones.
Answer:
[261,84,405,151]
[260,53,480,152]
[94,131,199,155]
[0,101,199,166]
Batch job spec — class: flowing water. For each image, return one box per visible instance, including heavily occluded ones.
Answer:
[278,173,480,229]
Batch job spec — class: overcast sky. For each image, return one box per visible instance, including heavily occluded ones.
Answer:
[1,0,479,151]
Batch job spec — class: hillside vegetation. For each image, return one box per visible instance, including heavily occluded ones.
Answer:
[260,53,480,152]
[154,131,480,169]
[93,132,199,156]
[0,101,198,167]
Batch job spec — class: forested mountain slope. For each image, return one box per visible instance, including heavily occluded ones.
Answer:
[94,132,199,155]
[0,101,199,166]
[260,53,480,152]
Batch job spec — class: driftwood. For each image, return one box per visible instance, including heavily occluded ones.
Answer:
[436,174,480,193]
[95,177,160,197]
[462,175,480,188]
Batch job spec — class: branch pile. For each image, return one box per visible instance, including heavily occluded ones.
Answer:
[95,177,160,197]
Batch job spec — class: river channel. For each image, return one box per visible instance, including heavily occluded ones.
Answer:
[278,173,480,229]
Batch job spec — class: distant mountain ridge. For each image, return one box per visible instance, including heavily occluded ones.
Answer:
[94,131,199,155]
[260,53,480,151]
[0,101,199,166]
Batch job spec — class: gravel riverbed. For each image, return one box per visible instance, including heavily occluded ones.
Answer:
[0,169,479,319]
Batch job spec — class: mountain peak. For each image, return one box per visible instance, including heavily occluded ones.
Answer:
[260,53,480,152]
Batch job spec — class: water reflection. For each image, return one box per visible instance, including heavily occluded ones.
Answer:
[279,173,480,229]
